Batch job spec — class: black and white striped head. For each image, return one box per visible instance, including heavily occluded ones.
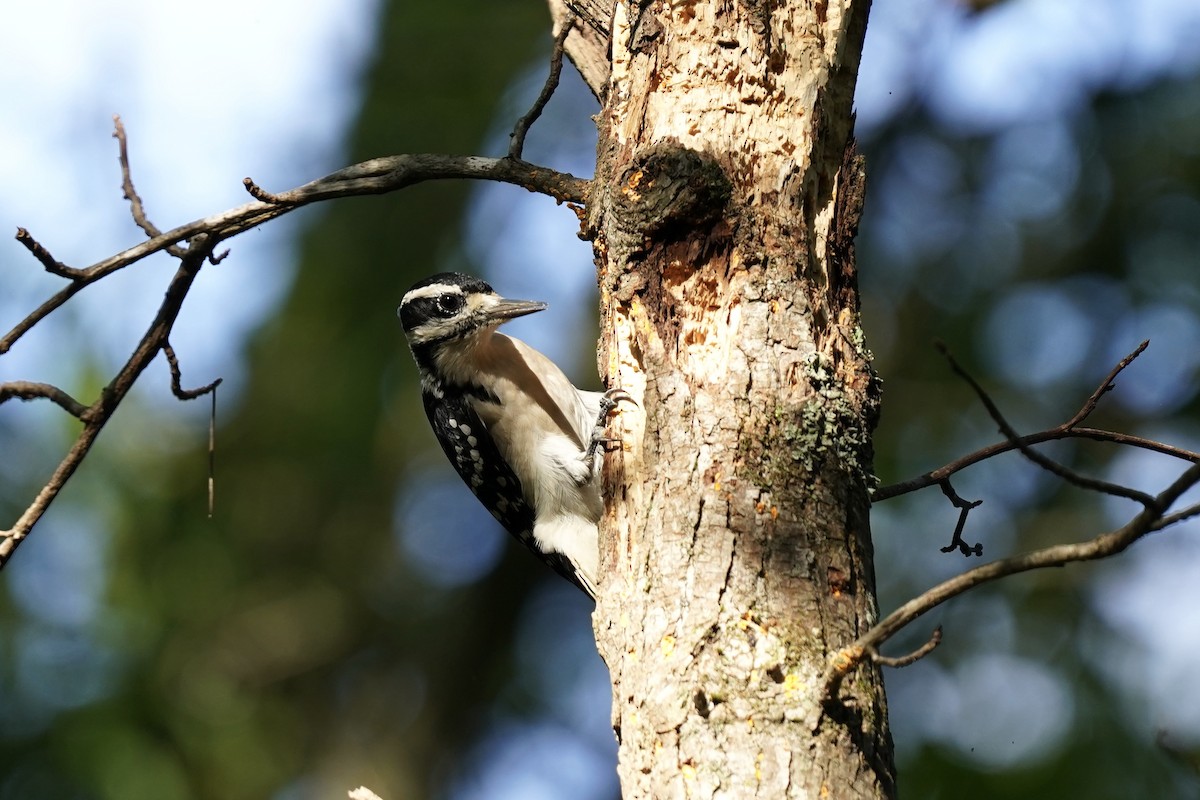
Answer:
[398,273,546,369]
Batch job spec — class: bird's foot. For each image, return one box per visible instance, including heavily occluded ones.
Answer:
[585,388,637,464]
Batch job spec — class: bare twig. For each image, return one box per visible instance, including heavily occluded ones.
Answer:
[162,341,223,518]
[162,341,222,400]
[242,177,292,205]
[1151,501,1200,532]
[113,115,154,235]
[1,154,588,357]
[1,238,216,567]
[871,626,943,668]
[874,426,1200,502]
[935,342,1155,506]
[14,227,86,280]
[509,14,576,160]
[823,461,1200,699]
[876,343,1171,561]
[938,480,983,557]
[113,115,186,258]
[0,380,89,419]
[1064,340,1149,428]
[239,154,589,207]
[0,281,86,356]
[874,343,1190,503]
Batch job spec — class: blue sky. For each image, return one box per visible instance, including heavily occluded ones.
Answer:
[0,0,377,396]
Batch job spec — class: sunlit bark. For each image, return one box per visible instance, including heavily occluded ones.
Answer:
[562,1,894,796]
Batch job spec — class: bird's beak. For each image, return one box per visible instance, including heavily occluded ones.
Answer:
[486,298,548,323]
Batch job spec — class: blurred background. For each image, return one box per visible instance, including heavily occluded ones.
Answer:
[1,0,1199,797]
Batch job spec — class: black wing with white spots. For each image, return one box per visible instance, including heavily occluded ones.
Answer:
[420,387,593,595]
[422,387,534,538]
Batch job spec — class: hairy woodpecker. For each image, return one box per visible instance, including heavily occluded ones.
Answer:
[398,272,631,598]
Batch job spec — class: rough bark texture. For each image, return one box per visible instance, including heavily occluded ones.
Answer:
[572,0,893,797]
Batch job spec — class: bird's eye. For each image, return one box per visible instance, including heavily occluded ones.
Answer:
[434,295,464,317]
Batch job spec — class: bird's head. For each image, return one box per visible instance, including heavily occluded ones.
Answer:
[398,272,546,347]
[398,273,547,382]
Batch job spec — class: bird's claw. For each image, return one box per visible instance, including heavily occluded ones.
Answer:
[598,388,637,416]
[586,388,637,462]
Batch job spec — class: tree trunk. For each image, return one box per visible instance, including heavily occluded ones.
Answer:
[565,0,893,797]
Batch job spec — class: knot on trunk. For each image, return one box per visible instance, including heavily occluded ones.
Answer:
[610,144,731,254]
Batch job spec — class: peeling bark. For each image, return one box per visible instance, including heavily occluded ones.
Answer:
[571,0,892,797]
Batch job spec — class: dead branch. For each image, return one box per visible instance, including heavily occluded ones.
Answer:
[242,177,293,205]
[938,480,983,557]
[1,155,588,359]
[823,341,1200,701]
[874,343,1173,556]
[113,114,186,259]
[161,340,223,518]
[1151,501,1200,532]
[871,626,943,668]
[1,237,216,566]
[15,227,86,280]
[0,381,90,419]
[936,342,1155,505]
[509,14,576,160]
[824,460,1200,700]
[1064,340,1148,427]
[163,341,222,401]
[874,341,1198,503]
